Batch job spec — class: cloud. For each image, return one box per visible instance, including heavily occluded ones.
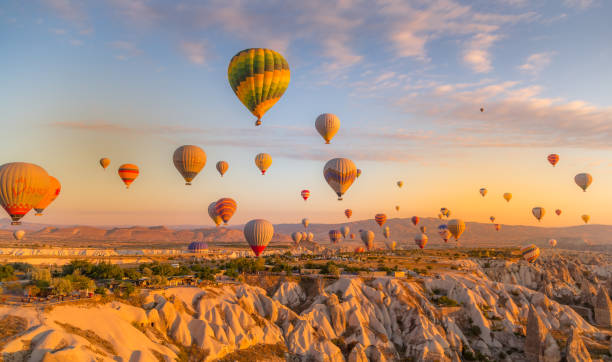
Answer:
[50,121,209,134]
[42,0,86,23]
[563,0,595,9]
[518,52,554,74]
[50,28,67,35]
[180,41,207,65]
[110,41,142,59]
[463,33,499,73]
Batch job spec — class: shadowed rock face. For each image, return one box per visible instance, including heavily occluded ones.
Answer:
[565,328,592,362]
[525,305,561,362]
[594,286,612,327]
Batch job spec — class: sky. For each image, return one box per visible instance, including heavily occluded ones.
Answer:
[0,0,611,227]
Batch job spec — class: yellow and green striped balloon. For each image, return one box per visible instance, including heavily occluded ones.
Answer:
[228,48,290,126]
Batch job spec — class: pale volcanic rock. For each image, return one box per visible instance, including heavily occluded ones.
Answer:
[156,300,177,330]
[565,328,592,362]
[594,286,612,327]
[170,315,192,347]
[272,281,306,309]
[41,346,98,362]
[525,305,561,362]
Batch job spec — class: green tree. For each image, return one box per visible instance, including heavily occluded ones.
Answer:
[31,267,51,282]
[0,264,15,280]
[51,278,73,296]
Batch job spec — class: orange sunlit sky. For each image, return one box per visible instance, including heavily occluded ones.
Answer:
[1,0,611,227]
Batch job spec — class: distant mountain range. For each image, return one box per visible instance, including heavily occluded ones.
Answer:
[0,217,609,250]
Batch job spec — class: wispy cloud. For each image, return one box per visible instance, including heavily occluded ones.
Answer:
[518,52,554,74]
[109,41,142,60]
[563,0,596,9]
[463,33,499,73]
[50,121,209,134]
[180,41,207,65]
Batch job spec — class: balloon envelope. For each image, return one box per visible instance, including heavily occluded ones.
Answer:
[503,193,512,202]
[547,154,559,167]
[411,216,419,226]
[13,230,25,240]
[340,226,350,238]
[208,202,222,227]
[414,233,428,249]
[555,209,562,216]
[0,162,50,225]
[549,239,557,247]
[479,188,487,197]
[301,190,310,201]
[188,242,208,253]
[344,209,352,219]
[255,153,272,175]
[216,161,229,177]
[118,164,139,189]
[315,113,340,144]
[448,219,466,240]
[375,213,387,227]
[360,230,374,251]
[397,181,403,188]
[228,48,290,126]
[521,244,540,263]
[329,230,342,244]
[215,198,237,225]
[291,232,302,244]
[99,158,110,170]
[243,219,274,256]
[383,226,390,239]
[574,173,592,192]
[323,158,357,200]
[173,145,207,185]
[582,214,590,224]
[34,176,61,215]
[302,218,309,228]
[532,207,545,222]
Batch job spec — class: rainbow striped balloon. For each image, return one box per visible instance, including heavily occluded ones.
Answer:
[228,48,290,126]
[215,198,237,225]
[118,164,139,189]
[375,213,387,227]
[521,244,540,263]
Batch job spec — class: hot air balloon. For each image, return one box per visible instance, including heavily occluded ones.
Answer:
[479,188,487,197]
[13,230,25,241]
[494,224,501,231]
[307,232,314,242]
[118,164,139,189]
[375,213,387,227]
[555,209,562,216]
[574,173,592,192]
[188,242,208,253]
[489,216,495,223]
[302,218,309,228]
[549,239,557,247]
[547,154,559,167]
[301,190,310,201]
[216,161,229,177]
[349,233,355,240]
[414,233,428,249]
[438,225,451,242]
[0,162,50,225]
[324,158,357,201]
[315,113,340,144]
[243,219,274,256]
[532,207,545,222]
[355,247,365,253]
[383,226,390,239]
[329,230,342,244]
[34,176,61,215]
[440,208,450,217]
[208,202,222,227]
[411,216,419,226]
[360,230,374,251]
[397,181,403,188]
[480,107,484,112]
[581,214,590,224]
[437,214,443,219]
[291,232,302,245]
[173,145,207,185]
[340,226,350,239]
[386,240,397,251]
[356,169,362,178]
[301,231,307,241]
[395,205,400,211]
[419,226,427,233]
[255,153,272,175]
[503,193,512,202]
[344,209,352,219]
[448,219,465,241]
[228,48,290,126]
[521,244,540,263]
[99,158,110,170]
[215,198,237,225]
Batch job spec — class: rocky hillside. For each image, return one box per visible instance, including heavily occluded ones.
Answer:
[2,251,612,361]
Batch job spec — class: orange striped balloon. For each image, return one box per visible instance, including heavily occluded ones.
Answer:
[301,189,310,201]
[216,161,228,177]
[215,198,237,225]
[344,209,352,219]
[118,164,139,189]
[34,176,61,215]
[0,162,50,225]
[255,153,272,175]
[547,154,559,167]
[99,158,110,170]
[374,213,387,227]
